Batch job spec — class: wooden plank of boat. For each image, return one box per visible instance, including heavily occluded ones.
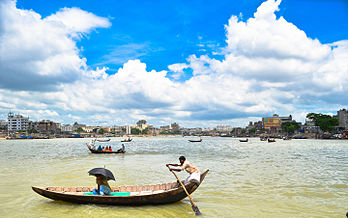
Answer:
[32,170,209,205]
[86,144,125,154]
[121,139,132,142]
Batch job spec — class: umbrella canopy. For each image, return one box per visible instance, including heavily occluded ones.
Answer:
[88,168,115,181]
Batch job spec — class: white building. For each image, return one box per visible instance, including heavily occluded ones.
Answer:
[7,112,29,132]
[61,124,73,132]
[216,125,233,132]
[125,125,131,135]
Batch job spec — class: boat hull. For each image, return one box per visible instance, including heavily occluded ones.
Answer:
[86,144,125,154]
[32,170,208,205]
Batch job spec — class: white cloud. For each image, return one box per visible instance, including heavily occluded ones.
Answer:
[0,0,110,91]
[45,7,111,38]
[168,63,189,79]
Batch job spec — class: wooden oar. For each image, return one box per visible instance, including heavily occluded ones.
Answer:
[167,166,201,216]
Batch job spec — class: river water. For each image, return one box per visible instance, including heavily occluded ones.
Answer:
[0,137,347,217]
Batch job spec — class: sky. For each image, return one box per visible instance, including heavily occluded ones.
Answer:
[0,0,348,128]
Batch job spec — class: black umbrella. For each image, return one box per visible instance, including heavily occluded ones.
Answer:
[88,168,115,181]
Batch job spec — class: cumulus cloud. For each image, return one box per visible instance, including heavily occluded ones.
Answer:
[0,0,348,127]
[168,63,189,79]
[45,7,111,38]
[0,0,110,91]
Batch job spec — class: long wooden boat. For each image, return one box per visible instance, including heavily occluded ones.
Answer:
[188,139,202,142]
[86,144,125,154]
[32,170,209,205]
[239,139,248,142]
[121,138,132,142]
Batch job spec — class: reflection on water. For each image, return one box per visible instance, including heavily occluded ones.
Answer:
[0,137,348,217]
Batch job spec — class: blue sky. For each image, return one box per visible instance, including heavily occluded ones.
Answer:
[1,0,348,127]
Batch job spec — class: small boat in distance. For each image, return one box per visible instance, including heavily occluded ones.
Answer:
[188,138,202,142]
[121,138,132,142]
[96,138,111,142]
[268,138,276,143]
[86,144,125,154]
[86,139,125,154]
[239,139,248,142]
[32,170,209,206]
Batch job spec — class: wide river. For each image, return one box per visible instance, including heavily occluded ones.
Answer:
[0,137,347,217]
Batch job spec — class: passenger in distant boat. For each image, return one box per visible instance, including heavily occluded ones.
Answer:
[102,146,106,152]
[166,156,200,185]
[97,145,102,151]
[105,146,109,152]
[109,146,112,152]
[92,175,111,195]
[117,144,125,152]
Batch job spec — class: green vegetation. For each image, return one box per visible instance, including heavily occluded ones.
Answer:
[281,121,300,135]
[306,113,339,132]
[98,128,105,135]
[142,128,149,134]
[248,128,256,134]
[131,128,141,135]
[75,127,84,133]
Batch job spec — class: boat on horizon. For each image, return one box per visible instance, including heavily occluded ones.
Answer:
[121,138,132,142]
[188,138,202,142]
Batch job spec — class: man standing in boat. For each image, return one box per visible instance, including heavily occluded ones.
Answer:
[166,156,200,184]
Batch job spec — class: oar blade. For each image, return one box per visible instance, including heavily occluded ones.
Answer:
[192,205,201,216]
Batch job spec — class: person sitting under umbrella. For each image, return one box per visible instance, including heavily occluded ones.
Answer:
[88,168,115,196]
[92,175,111,195]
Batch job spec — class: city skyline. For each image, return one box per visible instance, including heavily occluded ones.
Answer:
[1,0,348,127]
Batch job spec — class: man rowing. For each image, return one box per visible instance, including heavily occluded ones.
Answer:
[166,156,200,184]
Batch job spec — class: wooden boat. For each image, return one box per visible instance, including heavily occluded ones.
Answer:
[32,170,209,205]
[96,138,111,142]
[121,138,132,142]
[188,138,202,142]
[239,139,248,142]
[86,144,125,154]
[268,138,276,143]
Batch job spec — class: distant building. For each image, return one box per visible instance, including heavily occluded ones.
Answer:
[29,120,60,134]
[216,125,233,132]
[182,127,202,135]
[301,119,320,133]
[171,122,180,132]
[0,120,7,130]
[125,125,131,135]
[83,126,96,133]
[7,112,29,132]
[136,120,148,130]
[160,125,170,131]
[61,124,73,133]
[72,122,86,130]
[337,109,348,130]
[262,114,292,133]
